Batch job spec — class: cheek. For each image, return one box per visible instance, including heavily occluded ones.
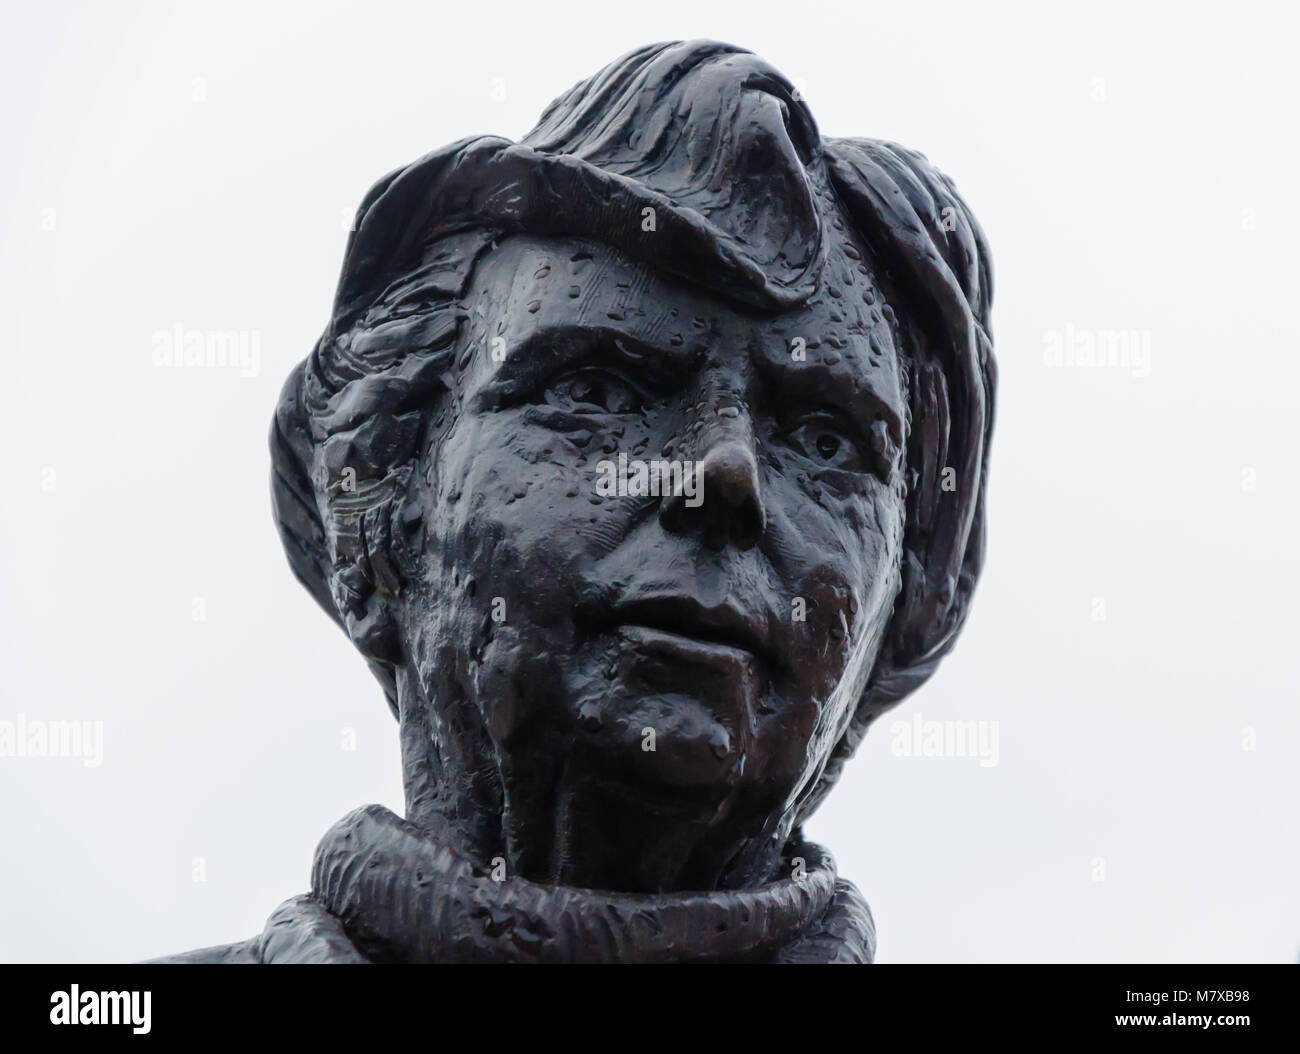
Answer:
[419,410,642,630]
[765,471,904,708]
[834,481,905,633]
[750,479,902,800]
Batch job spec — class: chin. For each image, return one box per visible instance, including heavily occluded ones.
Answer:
[558,606,788,786]
[538,756,787,892]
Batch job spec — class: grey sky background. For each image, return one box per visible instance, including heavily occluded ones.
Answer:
[2,0,1296,963]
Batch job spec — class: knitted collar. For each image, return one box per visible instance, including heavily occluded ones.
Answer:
[254,805,874,964]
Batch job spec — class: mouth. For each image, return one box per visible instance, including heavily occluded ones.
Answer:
[601,595,775,670]
[567,592,776,793]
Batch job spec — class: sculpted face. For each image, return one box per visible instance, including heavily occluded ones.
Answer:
[398,230,909,892]
[168,39,994,964]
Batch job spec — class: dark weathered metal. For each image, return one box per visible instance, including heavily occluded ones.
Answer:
[156,38,995,964]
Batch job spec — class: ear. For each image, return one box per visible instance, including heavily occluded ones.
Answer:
[271,345,430,716]
[795,138,996,822]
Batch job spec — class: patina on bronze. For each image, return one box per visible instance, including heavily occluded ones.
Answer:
[156,38,995,964]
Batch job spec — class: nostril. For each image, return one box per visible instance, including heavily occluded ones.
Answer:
[700,442,766,551]
[718,483,763,552]
[729,493,764,551]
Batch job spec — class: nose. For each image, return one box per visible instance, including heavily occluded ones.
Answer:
[660,428,766,552]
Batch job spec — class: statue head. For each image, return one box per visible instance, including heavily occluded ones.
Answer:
[270,39,994,893]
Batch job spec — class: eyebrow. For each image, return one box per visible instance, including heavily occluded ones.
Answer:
[474,323,692,407]
[758,342,904,442]
[473,319,904,441]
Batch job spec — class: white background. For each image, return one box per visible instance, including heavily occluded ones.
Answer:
[2,0,1297,964]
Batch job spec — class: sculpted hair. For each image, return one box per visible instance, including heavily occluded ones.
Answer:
[270,39,995,817]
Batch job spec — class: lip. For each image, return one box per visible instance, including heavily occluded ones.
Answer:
[605,594,775,669]
[615,625,757,676]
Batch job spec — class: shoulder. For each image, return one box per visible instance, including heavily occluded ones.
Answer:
[144,936,263,964]
[145,894,368,964]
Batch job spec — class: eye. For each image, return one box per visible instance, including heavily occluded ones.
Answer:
[787,416,866,472]
[542,367,643,415]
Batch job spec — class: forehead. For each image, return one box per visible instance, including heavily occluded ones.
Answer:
[462,232,906,419]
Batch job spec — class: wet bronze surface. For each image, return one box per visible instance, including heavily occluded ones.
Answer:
[160,38,995,963]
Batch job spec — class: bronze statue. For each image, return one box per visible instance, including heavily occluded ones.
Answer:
[157,38,995,964]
